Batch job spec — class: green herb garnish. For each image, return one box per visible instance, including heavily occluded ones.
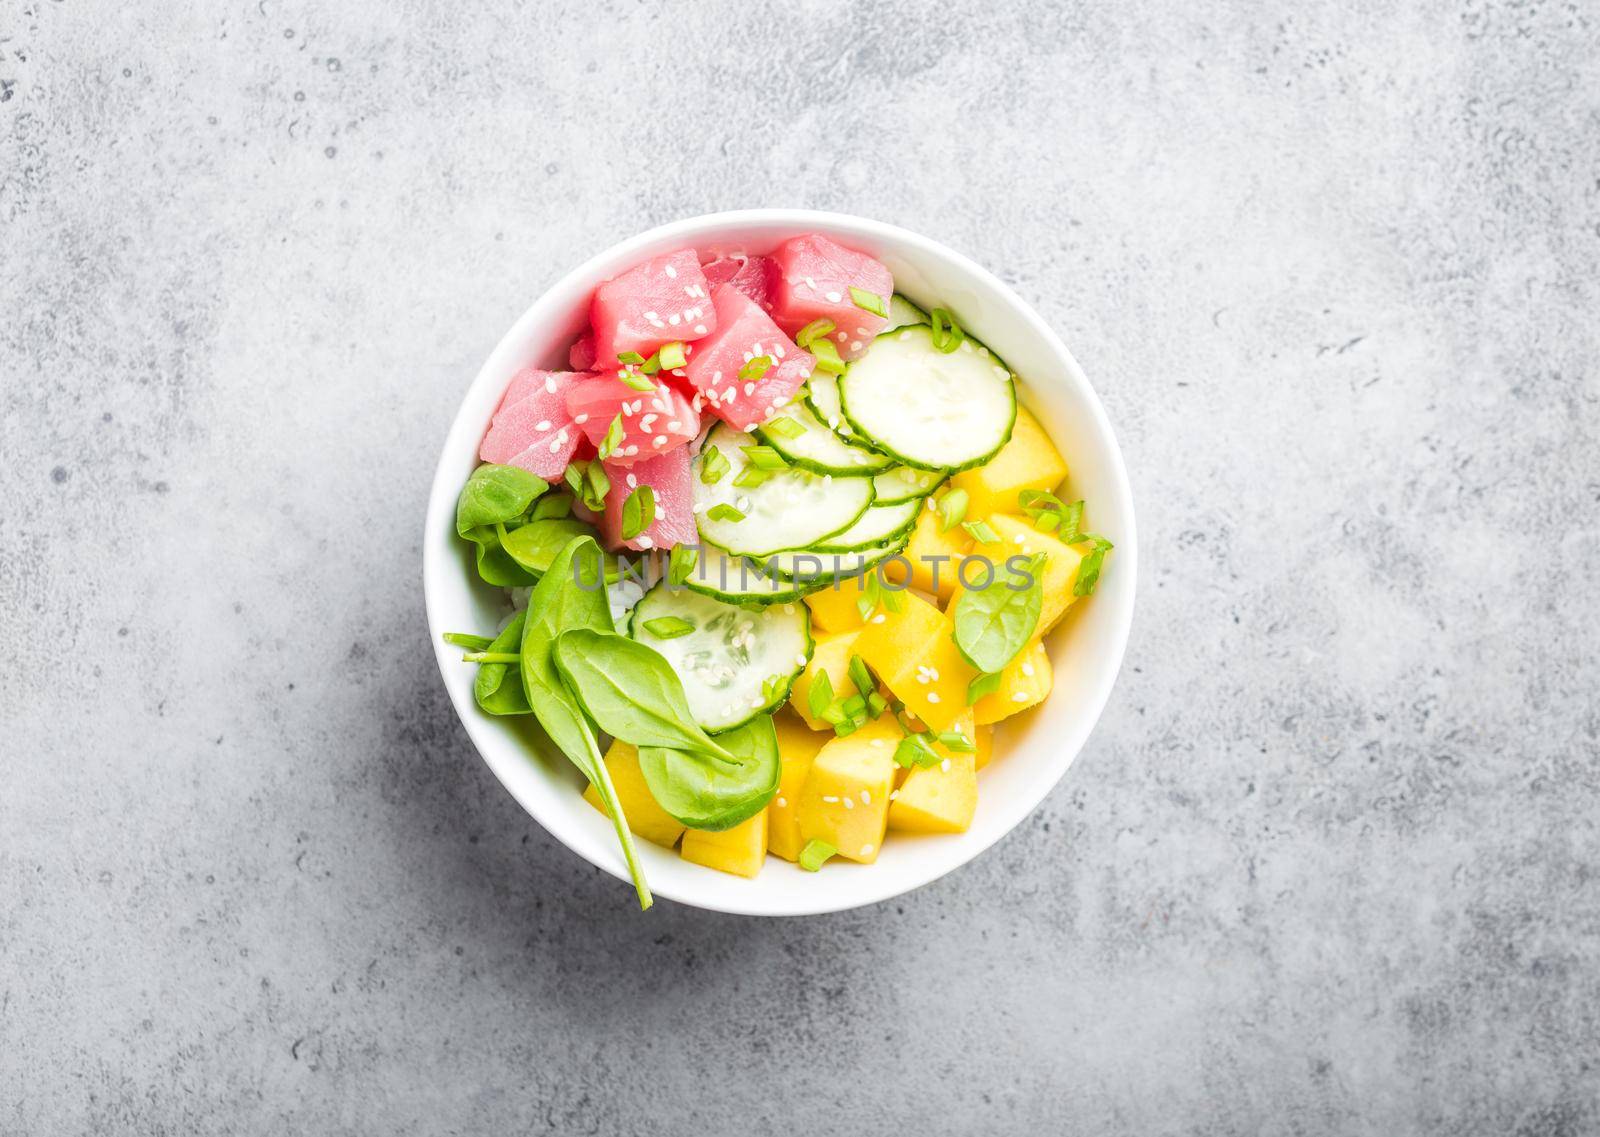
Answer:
[929,307,965,353]
[764,416,805,439]
[598,414,625,460]
[641,616,694,640]
[933,730,976,753]
[847,654,875,700]
[795,318,835,348]
[849,287,887,318]
[617,351,646,366]
[620,485,655,540]
[706,503,745,523]
[967,672,1002,704]
[962,519,1000,545]
[667,543,698,586]
[658,341,687,370]
[1073,536,1113,597]
[618,368,655,393]
[809,337,845,376]
[938,488,969,533]
[893,732,942,769]
[732,466,769,489]
[738,355,773,381]
[699,444,731,484]
[745,445,788,471]
[808,670,834,722]
[798,839,837,872]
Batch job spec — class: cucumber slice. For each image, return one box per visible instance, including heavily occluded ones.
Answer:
[762,536,909,581]
[693,424,875,557]
[839,325,1017,472]
[885,293,930,332]
[872,466,945,504]
[758,400,890,476]
[801,372,864,442]
[629,583,813,733]
[680,544,826,605]
[814,499,919,552]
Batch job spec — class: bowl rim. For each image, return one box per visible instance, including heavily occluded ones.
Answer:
[423,208,1138,916]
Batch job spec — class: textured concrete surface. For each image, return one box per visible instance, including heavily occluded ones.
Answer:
[3,1,1598,1133]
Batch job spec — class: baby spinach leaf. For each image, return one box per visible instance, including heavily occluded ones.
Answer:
[501,518,622,582]
[473,612,530,716]
[470,530,539,588]
[442,632,495,651]
[520,536,652,910]
[456,464,548,535]
[952,553,1046,673]
[637,714,780,831]
[550,629,739,765]
[1073,536,1114,597]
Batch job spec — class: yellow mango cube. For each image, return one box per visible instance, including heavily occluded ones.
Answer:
[853,593,974,732]
[769,711,827,861]
[974,724,995,771]
[680,809,769,879]
[804,574,872,634]
[950,406,1068,521]
[946,513,1091,634]
[789,630,861,730]
[888,750,977,834]
[972,637,1053,725]
[795,718,898,863]
[582,739,686,849]
[885,504,973,600]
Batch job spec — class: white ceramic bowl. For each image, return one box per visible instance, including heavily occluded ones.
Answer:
[423,210,1136,916]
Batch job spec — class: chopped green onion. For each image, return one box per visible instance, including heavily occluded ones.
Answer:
[617,351,646,366]
[764,416,805,439]
[831,716,860,738]
[1058,500,1085,544]
[795,318,835,348]
[938,489,969,533]
[865,691,888,718]
[880,586,905,614]
[798,839,837,872]
[761,673,786,704]
[934,730,976,753]
[563,463,586,497]
[620,485,655,540]
[847,654,875,700]
[809,337,845,376]
[618,367,655,392]
[658,341,687,370]
[699,444,730,484]
[855,572,883,621]
[442,632,495,651]
[967,672,1002,704]
[962,519,1000,545]
[1073,535,1113,597]
[808,671,834,721]
[667,544,698,586]
[929,307,965,353]
[849,287,887,318]
[642,615,694,639]
[893,733,942,769]
[839,692,867,719]
[706,503,745,524]
[598,414,625,461]
[745,445,789,471]
[732,466,770,489]
[738,355,773,381]
[585,462,610,511]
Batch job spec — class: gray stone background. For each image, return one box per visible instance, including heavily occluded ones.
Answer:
[3,0,1597,1133]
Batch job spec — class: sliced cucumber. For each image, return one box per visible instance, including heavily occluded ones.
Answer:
[629,583,813,733]
[801,372,863,442]
[814,499,919,552]
[693,424,875,558]
[885,293,930,332]
[872,466,945,504]
[680,543,826,605]
[758,399,890,476]
[839,324,1016,472]
[763,536,909,581]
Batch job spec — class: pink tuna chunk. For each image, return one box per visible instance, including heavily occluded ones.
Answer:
[598,445,696,552]
[700,253,774,310]
[682,285,813,431]
[568,333,596,371]
[768,233,894,360]
[563,371,701,467]
[589,248,716,367]
[478,367,583,478]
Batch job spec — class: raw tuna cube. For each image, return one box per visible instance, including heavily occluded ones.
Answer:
[700,253,774,310]
[768,234,894,360]
[682,285,813,431]
[589,249,716,367]
[478,366,583,478]
[564,371,701,466]
[599,445,696,552]
[568,332,596,371]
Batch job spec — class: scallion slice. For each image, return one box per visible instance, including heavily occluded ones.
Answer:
[849,287,887,318]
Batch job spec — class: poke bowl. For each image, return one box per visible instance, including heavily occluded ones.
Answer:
[422,209,1136,916]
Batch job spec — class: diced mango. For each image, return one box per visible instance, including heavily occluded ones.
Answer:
[946,513,1091,633]
[795,718,897,863]
[790,630,861,731]
[974,724,995,771]
[853,593,974,732]
[804,574,871,634]
[769,710,827,861]
[582,739,686,848]
[884,504,973,600]
[971,637,1053,725]
[889,750,977,834]
[680,809,769,878]
[950,406,1068,521]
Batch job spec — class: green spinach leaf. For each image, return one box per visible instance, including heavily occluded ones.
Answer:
[501,518,623,582]
[473,612,530,716]
[952,553,1047,673]
[456,464,548,535]
[637,714,780,831]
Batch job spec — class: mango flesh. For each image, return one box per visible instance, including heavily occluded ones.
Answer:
[884,504,973,600]
[789,629,862,731]
[852,592,974,732]
[582,739,686,849]
[945,513,1091,634]
[681,808,769,878]
[949,406,1068,521]
[974,724,995,771]
[795,718,898,863]
[971,637,1053,725]
[803,574,872,635]
[769,710,827,861]
[889,750,977,834]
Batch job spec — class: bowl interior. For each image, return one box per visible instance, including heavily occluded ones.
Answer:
[423,210,1137,915]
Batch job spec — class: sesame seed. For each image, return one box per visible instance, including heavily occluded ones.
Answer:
[535,419,552,432]
[1012,692,1029,702]
[1021,662,1036,677]
[940,758,951,772]
[664,263,677,278]
[637,535,654,549]
[644,311,659,321]
[694,324,707,335]
[744,382,756,396]
[653,435,668,447]
[668,313,681,326]
[776,797,787,808]
[860,844,874,856]
[843,797,855,810]
[544,376,558,393]
[723,386,737,402]
[850,341,862,351]
[667,420,681,431]
[624,445,639,456]
[626,473,638,488]
[795,653,808,666]
[888,791,900,801]
[574,413,589,424]
[927,692,941,704]
[871,614,886,624]
[870,738,885,748]
[804,276,817,290]
[856,326,869,336]
[859,790,871,804]
[822,795,839,803]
